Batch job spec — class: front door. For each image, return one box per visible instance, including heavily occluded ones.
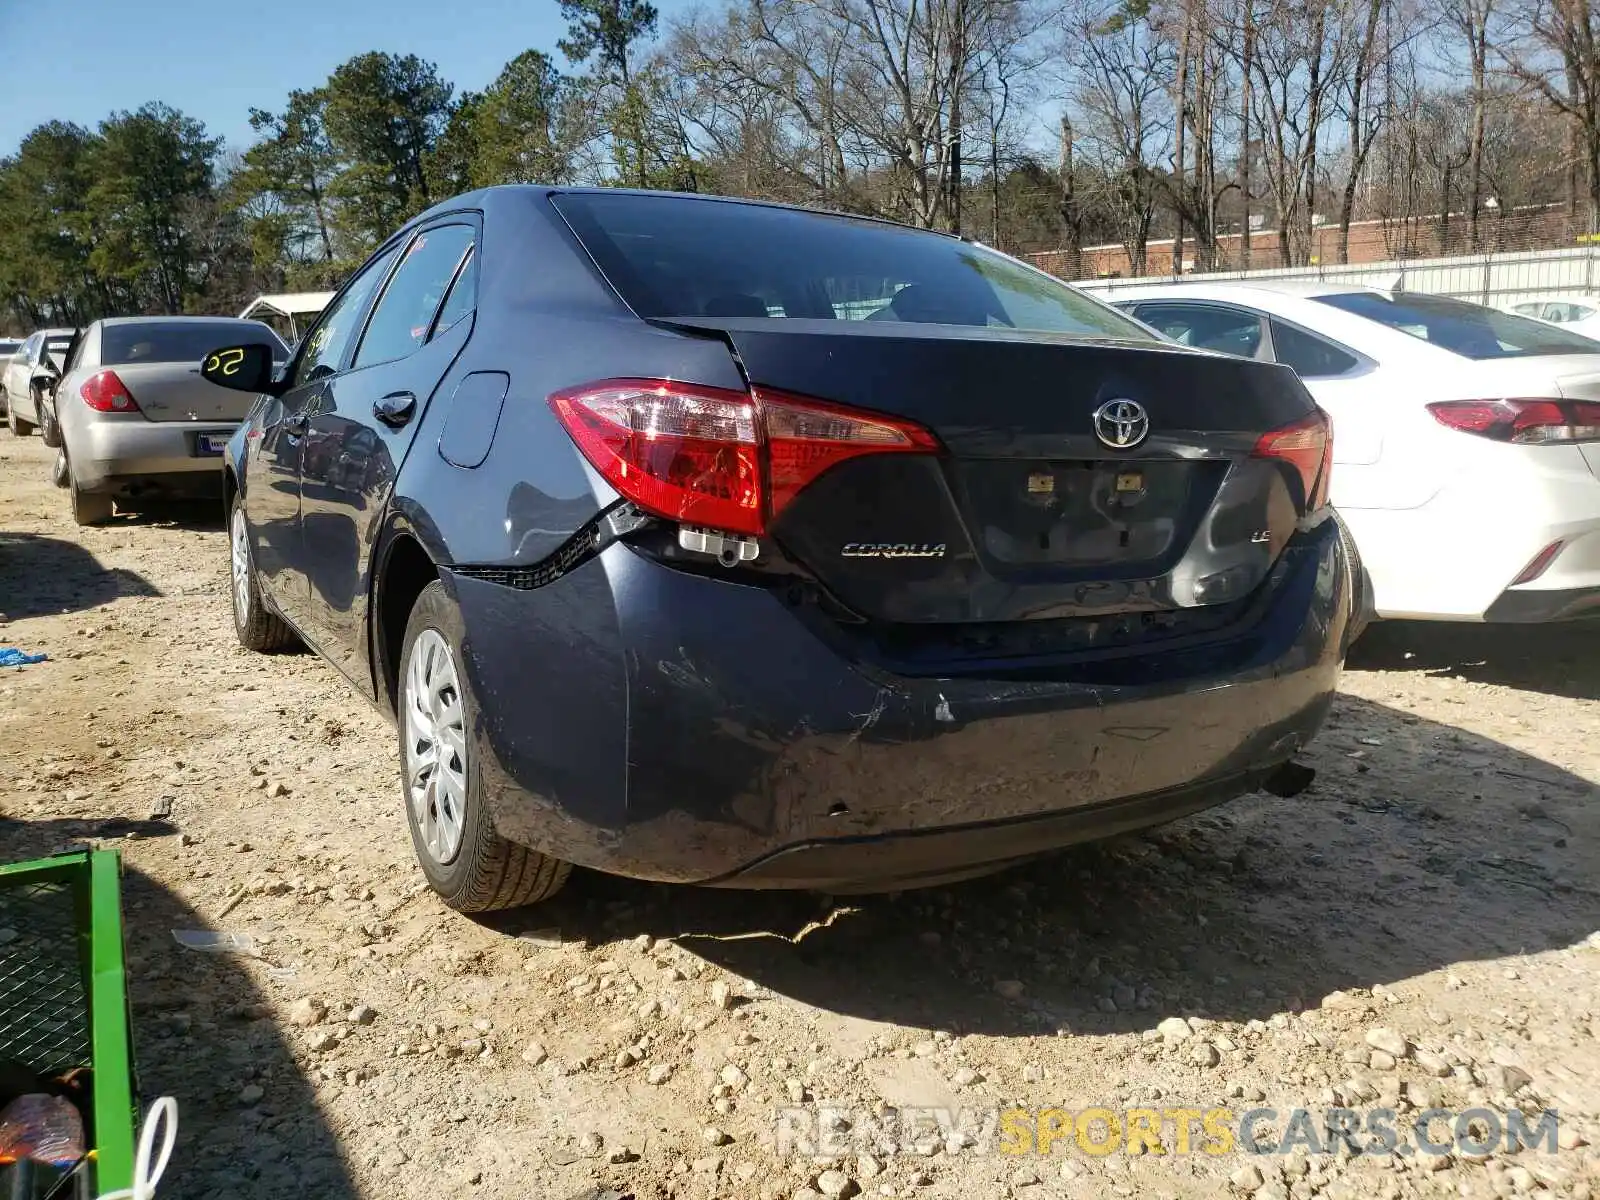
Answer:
[245,242,402,629]
[297,221,479,691]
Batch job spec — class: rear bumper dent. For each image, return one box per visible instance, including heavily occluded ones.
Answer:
[454,519,1349,889]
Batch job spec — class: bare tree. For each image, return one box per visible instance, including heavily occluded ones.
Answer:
[1492,0,1600,231]
[1059,0,1176,274]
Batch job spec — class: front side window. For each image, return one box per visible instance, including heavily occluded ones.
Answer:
[551,193,1153,341]
[1316,291,1600,359]
[294,245,402,387]
[1134,302,1265,358]
[353,224,476,369]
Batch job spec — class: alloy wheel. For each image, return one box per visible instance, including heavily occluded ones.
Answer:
[403,629,468,865]
[230,507,252,624]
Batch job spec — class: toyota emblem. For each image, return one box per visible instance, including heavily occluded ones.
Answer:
[1093,398,1150,449]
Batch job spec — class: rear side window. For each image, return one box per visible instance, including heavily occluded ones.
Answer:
[1316,291,1600,359]
[1269,320,1359,378]
[431,247,477,339]
[354,224,476,369]
[100,322,280,365]
[551,193,1151,341]
[1134,302,1265,358]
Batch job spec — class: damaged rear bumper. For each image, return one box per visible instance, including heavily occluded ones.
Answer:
[452,518,1349,890]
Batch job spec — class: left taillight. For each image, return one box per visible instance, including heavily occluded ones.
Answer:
[80,369,141,413]
[1253,409,1332,511]
[1428,398,1600,444]
[548,378,940,537]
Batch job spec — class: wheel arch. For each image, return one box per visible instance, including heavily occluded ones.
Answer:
[371,523,443,721]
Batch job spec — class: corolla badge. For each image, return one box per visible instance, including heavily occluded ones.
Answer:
[1093,398,1150,449]
[842,543,947,558]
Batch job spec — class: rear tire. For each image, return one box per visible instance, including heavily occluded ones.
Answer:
[39,400,60,448]
[229,499,298,652]
[398,580,571,912]
[70,472,112,525]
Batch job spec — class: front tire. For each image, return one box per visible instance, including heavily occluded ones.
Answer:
[230,499,297,651]
[398,580,570,912]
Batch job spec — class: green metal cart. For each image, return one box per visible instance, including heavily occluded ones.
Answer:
[0,849,138,1196]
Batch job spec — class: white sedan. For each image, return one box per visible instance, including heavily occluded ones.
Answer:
[1096,280,1600,623]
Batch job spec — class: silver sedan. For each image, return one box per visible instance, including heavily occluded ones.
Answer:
[54,317,287,524]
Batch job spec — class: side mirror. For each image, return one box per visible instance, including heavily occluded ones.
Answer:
[30,364,58,389]
[200,343,277,393]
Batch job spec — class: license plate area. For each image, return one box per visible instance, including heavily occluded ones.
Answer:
[958,459,1220,568]
[194,433,229,457]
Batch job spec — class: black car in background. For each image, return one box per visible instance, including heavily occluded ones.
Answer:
[204,187,1353,912]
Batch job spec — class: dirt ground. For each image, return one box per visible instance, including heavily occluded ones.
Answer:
[3,430,1600,1200]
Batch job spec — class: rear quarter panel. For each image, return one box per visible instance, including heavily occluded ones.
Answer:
[388,192,747,569]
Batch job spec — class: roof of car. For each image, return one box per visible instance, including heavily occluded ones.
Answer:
[412,184,963,241]
[97,315,269,328]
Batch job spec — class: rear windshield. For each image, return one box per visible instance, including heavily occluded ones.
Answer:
[101,321,287,365]
[1316,291,1600,359]
[551,193,1153,341]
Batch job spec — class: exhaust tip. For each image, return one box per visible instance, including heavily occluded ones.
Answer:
[1261,760,1316,798]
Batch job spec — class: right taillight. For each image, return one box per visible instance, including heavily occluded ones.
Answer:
[548,378,940,537]
[1427,398,1600,444]
[80,370,140,413]
[1253,409,1332,510]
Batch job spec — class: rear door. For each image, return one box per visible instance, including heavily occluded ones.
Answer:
[5,334,38,407]
[297,219,478,688]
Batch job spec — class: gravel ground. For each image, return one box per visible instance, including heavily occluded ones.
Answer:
[2,430,1600,1200]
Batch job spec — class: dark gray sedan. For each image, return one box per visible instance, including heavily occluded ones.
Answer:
[200,186,1353,914]
[53,317,286,524]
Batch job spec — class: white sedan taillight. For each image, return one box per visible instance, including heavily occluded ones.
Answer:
[1427,398,1600,444]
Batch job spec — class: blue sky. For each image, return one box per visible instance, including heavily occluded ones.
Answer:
[0,0,693,158]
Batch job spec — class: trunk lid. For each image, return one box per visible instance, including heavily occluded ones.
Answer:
[681,319,1318,624]
[115,362,254,423]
